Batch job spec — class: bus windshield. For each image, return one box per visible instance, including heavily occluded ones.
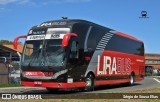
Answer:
[21,28,70,67]
[21,39,64,67]
[44,39,65,67]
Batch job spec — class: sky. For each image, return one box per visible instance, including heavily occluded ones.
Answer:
[0,0,159,53]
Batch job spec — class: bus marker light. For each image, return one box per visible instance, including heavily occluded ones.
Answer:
[85,56,91,61]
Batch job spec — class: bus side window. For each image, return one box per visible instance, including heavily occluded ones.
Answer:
[70,41,78,59]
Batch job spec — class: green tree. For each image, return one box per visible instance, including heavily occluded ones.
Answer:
[0,40,22,45]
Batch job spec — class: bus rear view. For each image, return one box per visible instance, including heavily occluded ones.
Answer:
[14,19,145,92]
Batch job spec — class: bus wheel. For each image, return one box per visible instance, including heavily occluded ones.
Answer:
[84,74,94,91]
[129,74,135,86]
[46,88,59,93]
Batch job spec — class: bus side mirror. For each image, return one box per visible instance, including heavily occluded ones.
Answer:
[62,33,78,48]
[13,35,27,49]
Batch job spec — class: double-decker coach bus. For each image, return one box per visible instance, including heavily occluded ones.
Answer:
[13,19,145,92]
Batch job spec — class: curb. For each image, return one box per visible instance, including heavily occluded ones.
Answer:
[0,87,41,90]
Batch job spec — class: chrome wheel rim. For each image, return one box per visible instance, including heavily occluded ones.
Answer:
[85,78,92,86]
[130,75,134,84]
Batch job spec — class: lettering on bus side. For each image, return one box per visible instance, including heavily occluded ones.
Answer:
[97,55,131,75]
[27,35,45,40]
[37,22,52,27]
[37,22,67,27]
[51,34,60,39]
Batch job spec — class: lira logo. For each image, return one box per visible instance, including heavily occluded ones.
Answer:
[97,55,131,75]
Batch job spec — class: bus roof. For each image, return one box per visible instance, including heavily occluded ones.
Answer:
[31,19,143,43]
[32,19,110,29]
[115,32,143,43]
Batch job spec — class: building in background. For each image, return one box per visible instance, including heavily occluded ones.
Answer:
[4,44,23,53]
[145,53,160,74]
[0,44,23,84]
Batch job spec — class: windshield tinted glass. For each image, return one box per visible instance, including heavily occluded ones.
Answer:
[22,28,70,67]
[21,40,43,66]
[22,40,64,67]
[44,40,64,67]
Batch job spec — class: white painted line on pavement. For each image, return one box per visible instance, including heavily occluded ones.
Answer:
[153,78,160,83]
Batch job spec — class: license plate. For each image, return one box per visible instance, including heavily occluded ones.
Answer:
[34,81,42,85]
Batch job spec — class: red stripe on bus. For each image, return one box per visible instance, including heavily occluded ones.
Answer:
[21,81,85,88]
[115,32,143,42]
[95,79,130,86]
[135,77,144,82]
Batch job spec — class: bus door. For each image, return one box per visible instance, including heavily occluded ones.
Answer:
[63,36,80,83]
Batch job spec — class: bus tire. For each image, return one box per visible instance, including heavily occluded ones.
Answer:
[129,74,135,86]
[46,88,59,93]
[84,74,94,91]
